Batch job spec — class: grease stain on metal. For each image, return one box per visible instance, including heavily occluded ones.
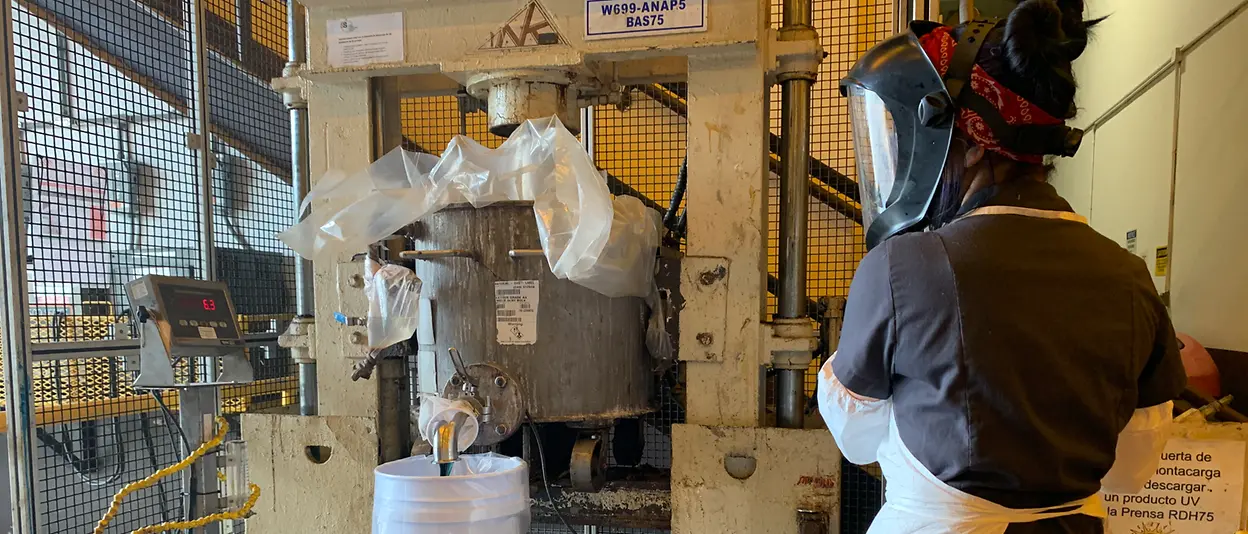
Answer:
[698,265,727,285]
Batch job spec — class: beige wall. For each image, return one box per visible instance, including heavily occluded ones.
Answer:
[1053,1,1248,351]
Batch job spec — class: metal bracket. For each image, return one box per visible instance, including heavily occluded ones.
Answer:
[278,315,317,365]
[14,91,28,113]
[679,257,730,363]
[272,74,308,109]
[767,319,818,370]
[766,28,824,83]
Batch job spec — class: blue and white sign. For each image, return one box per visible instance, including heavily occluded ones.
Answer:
[585,0,706,40]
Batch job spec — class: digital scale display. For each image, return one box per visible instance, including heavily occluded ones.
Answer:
[173,296,217,311]
[158,283,242,343]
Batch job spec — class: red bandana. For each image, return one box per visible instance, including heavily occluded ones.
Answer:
[919,26,1062,164]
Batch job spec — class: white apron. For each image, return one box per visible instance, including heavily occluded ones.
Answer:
[818,357,1106,534]
[816,202,1173,533]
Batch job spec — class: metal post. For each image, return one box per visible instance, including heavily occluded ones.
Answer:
[286,0,317,416]
[0,3,39,530]
[180,387,222,534]
[189,0,215,282]
[776,0,816,429]
[188,0,219,386]
[582,104,595,161]
[960,0,975,22]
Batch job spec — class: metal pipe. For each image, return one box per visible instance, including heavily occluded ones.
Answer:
[286,1,317,416]
[782,0,811,28]
[960,0,974,22]
[775,0,815,430]
[508,249,545,258]
[776,369,805,430]
[1,2,39,527]
[189,0,215,283]
[399,249,475,260]
[778,80,812,320]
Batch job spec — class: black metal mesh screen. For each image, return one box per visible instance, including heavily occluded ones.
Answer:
[594,87,687,472]
[205,0,297,414]
[6,0,297,530]
[12,0,201,527]
[401,94,504,154]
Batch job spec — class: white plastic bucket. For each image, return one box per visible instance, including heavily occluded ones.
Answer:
[372,453,530,534]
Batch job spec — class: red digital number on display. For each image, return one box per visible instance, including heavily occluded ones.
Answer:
[202,299,216,311]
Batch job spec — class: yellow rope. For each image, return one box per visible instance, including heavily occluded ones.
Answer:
[129,483,261,534]
[92,416,242,534]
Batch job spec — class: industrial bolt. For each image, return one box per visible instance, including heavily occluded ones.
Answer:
[347,274,365,288]
[349,332,366,345]
[696,332,714,346]
[495,424,508,435]
[450,375,463,386]
[493,376,508,388]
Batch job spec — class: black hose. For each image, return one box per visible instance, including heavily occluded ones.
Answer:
[527,414,577,534]
[139,413,172,522]
[151,391,195,523]
[36,418,125,486]
[663,157,688,229]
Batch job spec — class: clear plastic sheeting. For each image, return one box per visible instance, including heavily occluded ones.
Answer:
[416,394,480,452]
[280,117,662,298]
[365,259,423,350]
[373,453,530,534]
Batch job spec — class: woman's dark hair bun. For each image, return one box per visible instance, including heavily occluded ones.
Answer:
[1004,0,1101,78]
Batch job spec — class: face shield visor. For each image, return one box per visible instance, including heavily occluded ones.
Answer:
[846,85,900,235]
[840,23,957,250]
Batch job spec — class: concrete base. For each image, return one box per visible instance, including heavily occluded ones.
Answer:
[672,425,842,533]
[242,414,379,533]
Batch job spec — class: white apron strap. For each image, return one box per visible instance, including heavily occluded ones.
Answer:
[961,205,1089,225]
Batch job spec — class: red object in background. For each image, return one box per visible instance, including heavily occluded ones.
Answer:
[1178,332,1221,398]
[202,299,216,311]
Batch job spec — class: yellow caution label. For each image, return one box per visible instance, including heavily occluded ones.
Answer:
[1155,246,1170,277]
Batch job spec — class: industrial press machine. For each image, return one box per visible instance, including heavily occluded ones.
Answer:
[244,0,912,532]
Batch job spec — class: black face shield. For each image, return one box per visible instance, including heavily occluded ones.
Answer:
[841,21,1085,250]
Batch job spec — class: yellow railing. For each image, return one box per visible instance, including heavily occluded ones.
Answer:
[1,313,298,422]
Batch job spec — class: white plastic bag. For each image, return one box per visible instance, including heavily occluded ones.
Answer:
[364,259,422,350]
[416,394,479,452]
[279,116,661,298]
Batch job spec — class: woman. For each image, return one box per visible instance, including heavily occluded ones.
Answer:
[819,1,1187,533]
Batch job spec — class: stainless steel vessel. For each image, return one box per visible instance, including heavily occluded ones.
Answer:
[410,201,652,423]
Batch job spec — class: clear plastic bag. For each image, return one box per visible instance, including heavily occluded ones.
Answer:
[279,116,660,298]
[364,259,423,350]
[415,394,479,452]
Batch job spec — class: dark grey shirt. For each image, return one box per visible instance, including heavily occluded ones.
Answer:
[834,181,1186,534]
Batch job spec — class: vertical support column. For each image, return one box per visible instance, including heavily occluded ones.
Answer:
[683,49,768,427]
[286,0,317,416]
[581,106,595,161]
[775,0,818,429]
[0,3,39,531]
[180,387,222,534]
[307,78,378,420]
[372,77,404,157]
[189,0,215,283]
